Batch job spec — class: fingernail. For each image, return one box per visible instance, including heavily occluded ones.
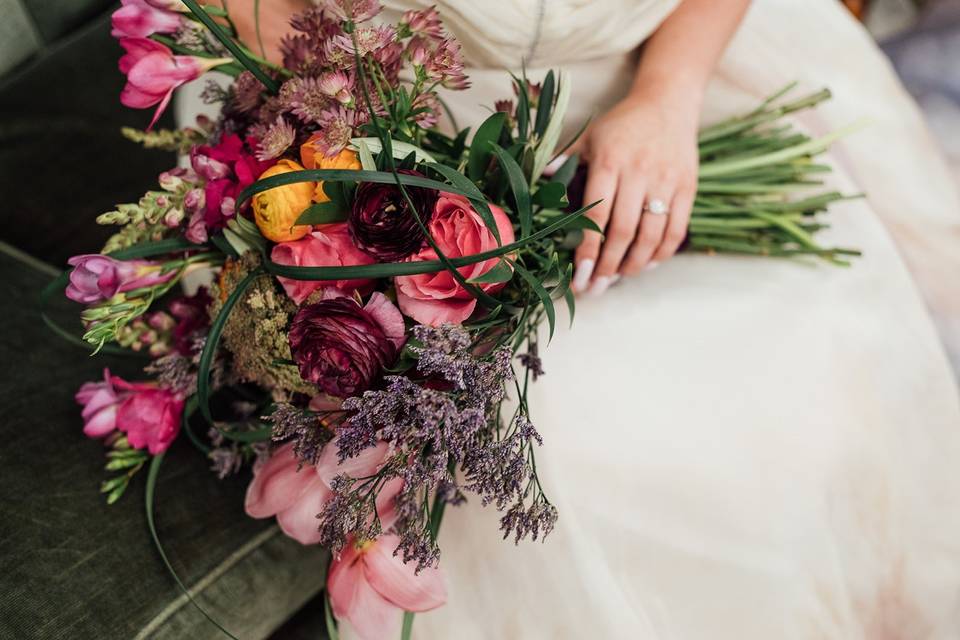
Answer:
[573,259,594,292]
[611,274,621,286]
[645,261,660,271]
[589,275,612,297]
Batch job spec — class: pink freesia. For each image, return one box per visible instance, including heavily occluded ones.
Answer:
[245,439,400,544]
[75,369,183,453]
[118,37,230,128]
[66,255,175,304]
[75,369,129,438]
[395,193,515,325]
[328,534,447,640]
[272,224,377,304]
[111,0,183,38]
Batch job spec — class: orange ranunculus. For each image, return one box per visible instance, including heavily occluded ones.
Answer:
[252,159,315,242]
[300,137,362,203]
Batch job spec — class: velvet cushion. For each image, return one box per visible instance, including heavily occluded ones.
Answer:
[0,245,328,639]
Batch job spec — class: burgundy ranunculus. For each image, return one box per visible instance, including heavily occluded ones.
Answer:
[288,293,405,398]
[349,170,438,261]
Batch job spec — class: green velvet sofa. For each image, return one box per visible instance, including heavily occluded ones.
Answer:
[0,3,329,638]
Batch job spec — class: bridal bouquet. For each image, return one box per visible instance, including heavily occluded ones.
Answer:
[51,1,857,638]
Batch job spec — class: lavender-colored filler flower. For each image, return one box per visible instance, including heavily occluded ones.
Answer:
[315,324,556,572]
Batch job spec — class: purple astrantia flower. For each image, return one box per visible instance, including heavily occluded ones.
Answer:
[66,255,174,304]
[323,0,382,23]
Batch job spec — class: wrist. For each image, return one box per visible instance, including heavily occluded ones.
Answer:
[628,68,706,122]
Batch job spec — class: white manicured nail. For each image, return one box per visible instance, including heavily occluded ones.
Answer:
[645,261,660,271]
[573,259,594,292]
[589,275,612,296]
[611,274,621,285]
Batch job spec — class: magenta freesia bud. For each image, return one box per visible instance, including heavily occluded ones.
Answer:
[66,255,175,304]
[75,368,184,454]
[111,0,183,38]
[118,37,231,128]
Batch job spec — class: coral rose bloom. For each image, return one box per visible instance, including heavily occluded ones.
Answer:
[395,193,515,326]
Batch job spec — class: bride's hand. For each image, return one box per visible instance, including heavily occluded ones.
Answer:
[571,87,700,295]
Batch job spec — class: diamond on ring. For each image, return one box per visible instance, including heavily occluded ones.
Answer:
[646,199,669,216]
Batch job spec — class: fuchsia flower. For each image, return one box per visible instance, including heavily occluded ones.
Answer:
[396,193,515,326]
[75,369,184,454]
[272,223,376,304]
[328,534,447,640]
[245,439,401,544]
[111,0,183,38]
[190,133,272,230]
[118,37,231,128]
[66,255,175,304]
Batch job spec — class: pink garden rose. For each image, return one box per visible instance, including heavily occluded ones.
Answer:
[328,534,447,640]
[272,223,377,304]
[66,255,175,304]
[75,369,184,454]
[245,439,401,544]
[118,37,230,128]
[395,193,515,325]
[111,0,183,38]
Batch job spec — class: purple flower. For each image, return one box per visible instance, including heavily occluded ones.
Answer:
[288,293,405,398]
[66,255,174,304]
[349,170,438,261]
[400,7,444,40]
[323,0,382,23]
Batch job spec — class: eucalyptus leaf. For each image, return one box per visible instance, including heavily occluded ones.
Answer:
[357,139,377,171]
[531,70,571,183]
[534,70,556,138]
[468,260,513,284]
[513,261,556,340]
[550,153,580,188]
[467,112,506,182]
[532,181,567,209]
[490,143,532,238]
[350,137,437,164]
[296,202,349,225]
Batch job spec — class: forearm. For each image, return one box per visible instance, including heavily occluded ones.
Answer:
[630,0,751,117]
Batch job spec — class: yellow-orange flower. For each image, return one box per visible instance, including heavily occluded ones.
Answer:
[300,137,362,203]
[252,159,315,242]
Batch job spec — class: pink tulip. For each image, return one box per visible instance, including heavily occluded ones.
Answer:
[245,439,401,544]
[111,0,183,38]
[271,224,377,304]
[66,254,175,304]
[75,369,184,453]
[118,37,231,128]
[327,534,447,640]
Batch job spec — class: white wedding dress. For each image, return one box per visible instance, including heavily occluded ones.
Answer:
[177,1,960,637]
[371,1,960,639]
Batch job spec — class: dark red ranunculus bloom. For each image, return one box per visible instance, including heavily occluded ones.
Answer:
[288,297,400,398]
[349,170,438,262]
